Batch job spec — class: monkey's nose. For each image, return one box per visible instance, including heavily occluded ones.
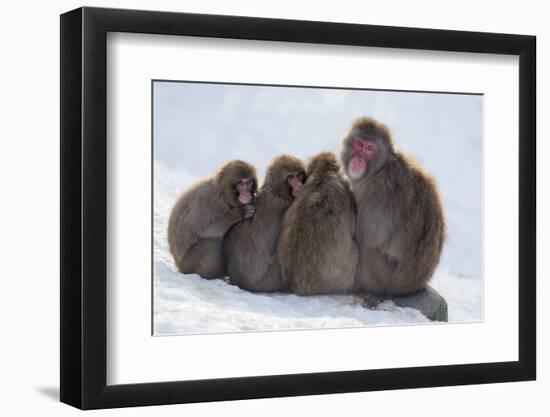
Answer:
[292,182,303,196]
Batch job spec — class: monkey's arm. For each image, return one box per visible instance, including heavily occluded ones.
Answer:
[202,205,254,238]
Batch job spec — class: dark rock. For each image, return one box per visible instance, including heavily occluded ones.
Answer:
[359,292,385,310]
[392,286,448,322]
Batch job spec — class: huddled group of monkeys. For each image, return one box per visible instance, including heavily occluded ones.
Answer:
[167,117,446,301]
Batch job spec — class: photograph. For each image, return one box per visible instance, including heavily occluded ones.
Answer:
[56,4,537,411]
[152,80,483,336]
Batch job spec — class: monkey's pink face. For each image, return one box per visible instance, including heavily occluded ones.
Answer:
[349,137,378,179]
[287,172,305,197]
[236,179,254,204]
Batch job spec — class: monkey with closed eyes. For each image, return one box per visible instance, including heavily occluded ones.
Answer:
[340,117,446,296]
[223,155,306,292]
[167,160,257,279]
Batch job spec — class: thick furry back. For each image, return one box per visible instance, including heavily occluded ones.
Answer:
[167,178,222,262]
[279,160,357,295]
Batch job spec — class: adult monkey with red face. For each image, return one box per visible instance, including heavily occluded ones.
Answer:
[168,160,257,279]
[341,117,446,296]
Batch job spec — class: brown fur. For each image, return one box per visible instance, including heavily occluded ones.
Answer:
[341,117,446,296]
[167,160,257,279]
[278,152,358,295]
[223,155,306,292]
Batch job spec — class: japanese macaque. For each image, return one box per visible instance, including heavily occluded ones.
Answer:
[340,117,446,296]
[223,155,306,292]
[278,152,358,295]
[167,160,257,279]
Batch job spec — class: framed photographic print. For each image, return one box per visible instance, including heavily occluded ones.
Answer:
[60,6,536,410]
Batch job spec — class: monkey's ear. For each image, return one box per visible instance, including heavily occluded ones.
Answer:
[216,168,226,184]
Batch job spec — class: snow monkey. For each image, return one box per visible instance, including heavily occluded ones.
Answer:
[278,152,358,295]
[223,155,306,292]
[167,160,257,279]
[340,116,446,296]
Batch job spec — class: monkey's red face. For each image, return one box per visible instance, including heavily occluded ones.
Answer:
[287,172,305,197]
[349,137,378,179]
[236,179,254,204]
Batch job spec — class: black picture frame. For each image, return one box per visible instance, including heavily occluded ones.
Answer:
[60,6,536,410]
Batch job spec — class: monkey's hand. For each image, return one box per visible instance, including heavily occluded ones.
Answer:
[241,204,256,220]
[203,205,255,237]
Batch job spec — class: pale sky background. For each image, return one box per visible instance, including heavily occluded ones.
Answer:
[153,81,482,279]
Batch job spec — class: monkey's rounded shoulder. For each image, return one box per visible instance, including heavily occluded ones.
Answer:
[168,178,232,242]
[291,176,354,224]
[395,151,439,187]
[365,152,439,200]
[309,170,351,191]
[174,178,226,210]
[397,152,445,215]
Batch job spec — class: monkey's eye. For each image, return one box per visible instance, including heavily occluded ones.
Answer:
[353,139,364,149]
[287,174,295,181]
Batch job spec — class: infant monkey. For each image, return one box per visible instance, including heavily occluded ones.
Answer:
[224,155,306,292]
[168,160,257,279]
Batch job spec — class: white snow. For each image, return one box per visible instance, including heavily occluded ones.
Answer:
[152,83,483,335]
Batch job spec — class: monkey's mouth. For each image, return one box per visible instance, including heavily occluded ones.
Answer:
[238,190,253,205]
[290,181,303,197]
[349,155,367,178]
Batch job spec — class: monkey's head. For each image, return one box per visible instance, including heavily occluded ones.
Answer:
[341,117,395,181]
[264,155,306,201]
[216,160,258,207]
[306,152,340,178]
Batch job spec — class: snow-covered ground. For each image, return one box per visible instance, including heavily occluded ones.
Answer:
[153,82,484,335]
